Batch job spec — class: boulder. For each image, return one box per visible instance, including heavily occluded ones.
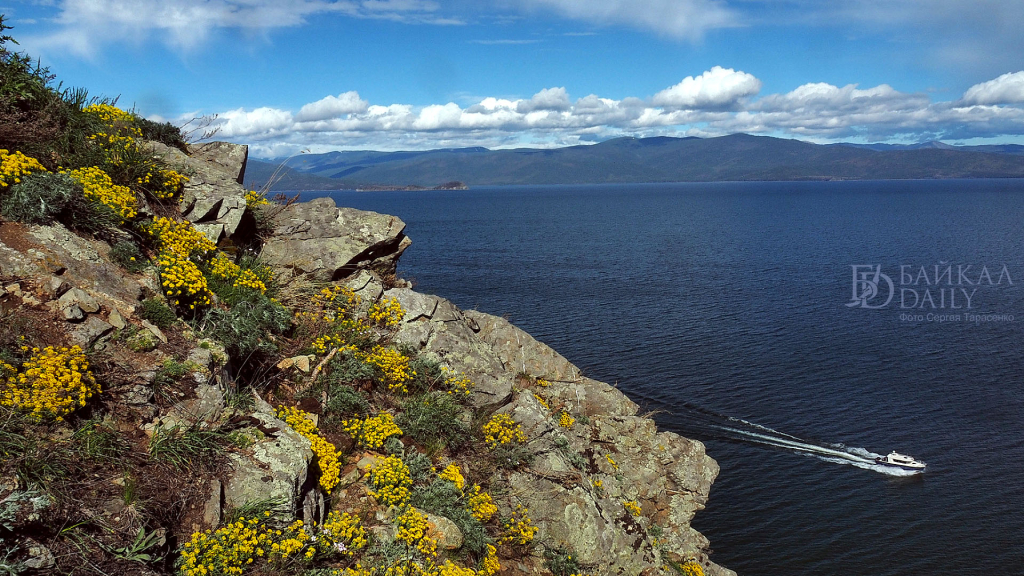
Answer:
[189,141,248,184]
[146,141,251,241]
[261,197,409,281]
[222,400,315,516]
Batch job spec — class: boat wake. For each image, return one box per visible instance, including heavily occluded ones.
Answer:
[676,404,923,476]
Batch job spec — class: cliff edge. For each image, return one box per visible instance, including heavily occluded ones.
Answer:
[0,137,731,576]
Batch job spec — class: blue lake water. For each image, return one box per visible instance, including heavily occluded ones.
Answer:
[301,180,1024,575]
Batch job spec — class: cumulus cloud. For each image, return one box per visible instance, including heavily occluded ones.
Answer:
[188,68,1024,154]
[26,0,459,56]
[961,71,1024,105]
[516,87,572,113]
[516,0,737,40]
[652,66,761,109]
[295,92,370,122]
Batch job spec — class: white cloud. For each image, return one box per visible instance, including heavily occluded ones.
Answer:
[961,71,1024,105]
[517,0,737,40]
[651,66,761,109]
[25,0,459,57]
[190,69,1024,154]
[516,87,572,112]
[295,92,370,122]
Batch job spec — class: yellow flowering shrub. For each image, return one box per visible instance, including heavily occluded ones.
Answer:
[83,104,142,164]
[65,166,137,222]
[298,286,361,323]
[481,413,525,449]
[0,149,47,189]
[500,504,538,546]
[367,297,405,328]
[369,455,412,507]
[179,511,363,576]
[395,506,437,557]
[312,334,357,356]
[179,516,275,576]
[277,406,343,493]
[466,485,496,522]
[623,499,642,517]
[341,413,403,450]
[536,378,551,387]
[137,167,188,201]
[150,216,217,258]
[362,346,415,393]
[208,254,268,294]
[558,411,575,429]
[440,366,473,396]
[245,188,270,208]
[438,463,465,490]
[0,345,98,421]
[533,393,549,409]
[157,252,211,309]
[315,511,368,557]
[478,544,500,576]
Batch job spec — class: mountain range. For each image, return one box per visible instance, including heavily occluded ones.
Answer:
[244,134,1024,190]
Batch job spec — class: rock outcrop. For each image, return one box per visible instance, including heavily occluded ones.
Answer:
[147,141,252,243]
[261,197,410,281]
[0,139,730,576]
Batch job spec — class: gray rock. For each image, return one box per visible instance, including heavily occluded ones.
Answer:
[141,320,168,343]
[169,383,224,426]
[261,197,409,281]
[223,406,314,515]
[189,141,249,184]
[23,540,54,569]
[62,303,84,322]
[424,511,463,550]
[69,316,113,347]
[146,141,251,239]
[108,308,127,330]
[203,479,222,528]
[59,287,100,314]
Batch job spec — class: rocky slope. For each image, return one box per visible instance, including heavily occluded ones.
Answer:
[0,140,731,576]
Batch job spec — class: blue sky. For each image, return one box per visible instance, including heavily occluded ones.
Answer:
[4,0,1024,156]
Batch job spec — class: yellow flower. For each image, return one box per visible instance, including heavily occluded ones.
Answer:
[481,413,525,449]
[0,345,99,420]
[342,413,403,450]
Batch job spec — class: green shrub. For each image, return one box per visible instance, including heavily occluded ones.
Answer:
[325,352,375,385]
[0,171,74,223]
[323,384,369,418]
[135,115,187,153]
[1,172,120,234]
[109,240,146,272]
[544,546,583,576]
[202,295,290,360]
[397,392,469,451]
[138,298,176,329]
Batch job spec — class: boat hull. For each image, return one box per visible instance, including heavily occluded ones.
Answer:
[875,458,925,471]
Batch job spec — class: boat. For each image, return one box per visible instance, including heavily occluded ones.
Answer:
[875,451,926,471]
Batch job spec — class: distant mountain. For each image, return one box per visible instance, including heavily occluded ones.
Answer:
[246,134,1024,190]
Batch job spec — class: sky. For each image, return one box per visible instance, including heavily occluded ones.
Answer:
[4,0,1024,157]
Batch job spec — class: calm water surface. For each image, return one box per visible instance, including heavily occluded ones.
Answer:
[301,181,1024,576]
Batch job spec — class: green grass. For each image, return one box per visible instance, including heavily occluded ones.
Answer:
[148,425,228,470]
[396,392,469,452]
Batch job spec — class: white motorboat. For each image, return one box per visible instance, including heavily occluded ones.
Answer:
[875,451,926,471]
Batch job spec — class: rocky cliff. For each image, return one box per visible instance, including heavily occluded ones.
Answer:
[0,139,731,576]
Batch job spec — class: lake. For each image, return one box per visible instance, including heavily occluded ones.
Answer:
[300,180,1024,575]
